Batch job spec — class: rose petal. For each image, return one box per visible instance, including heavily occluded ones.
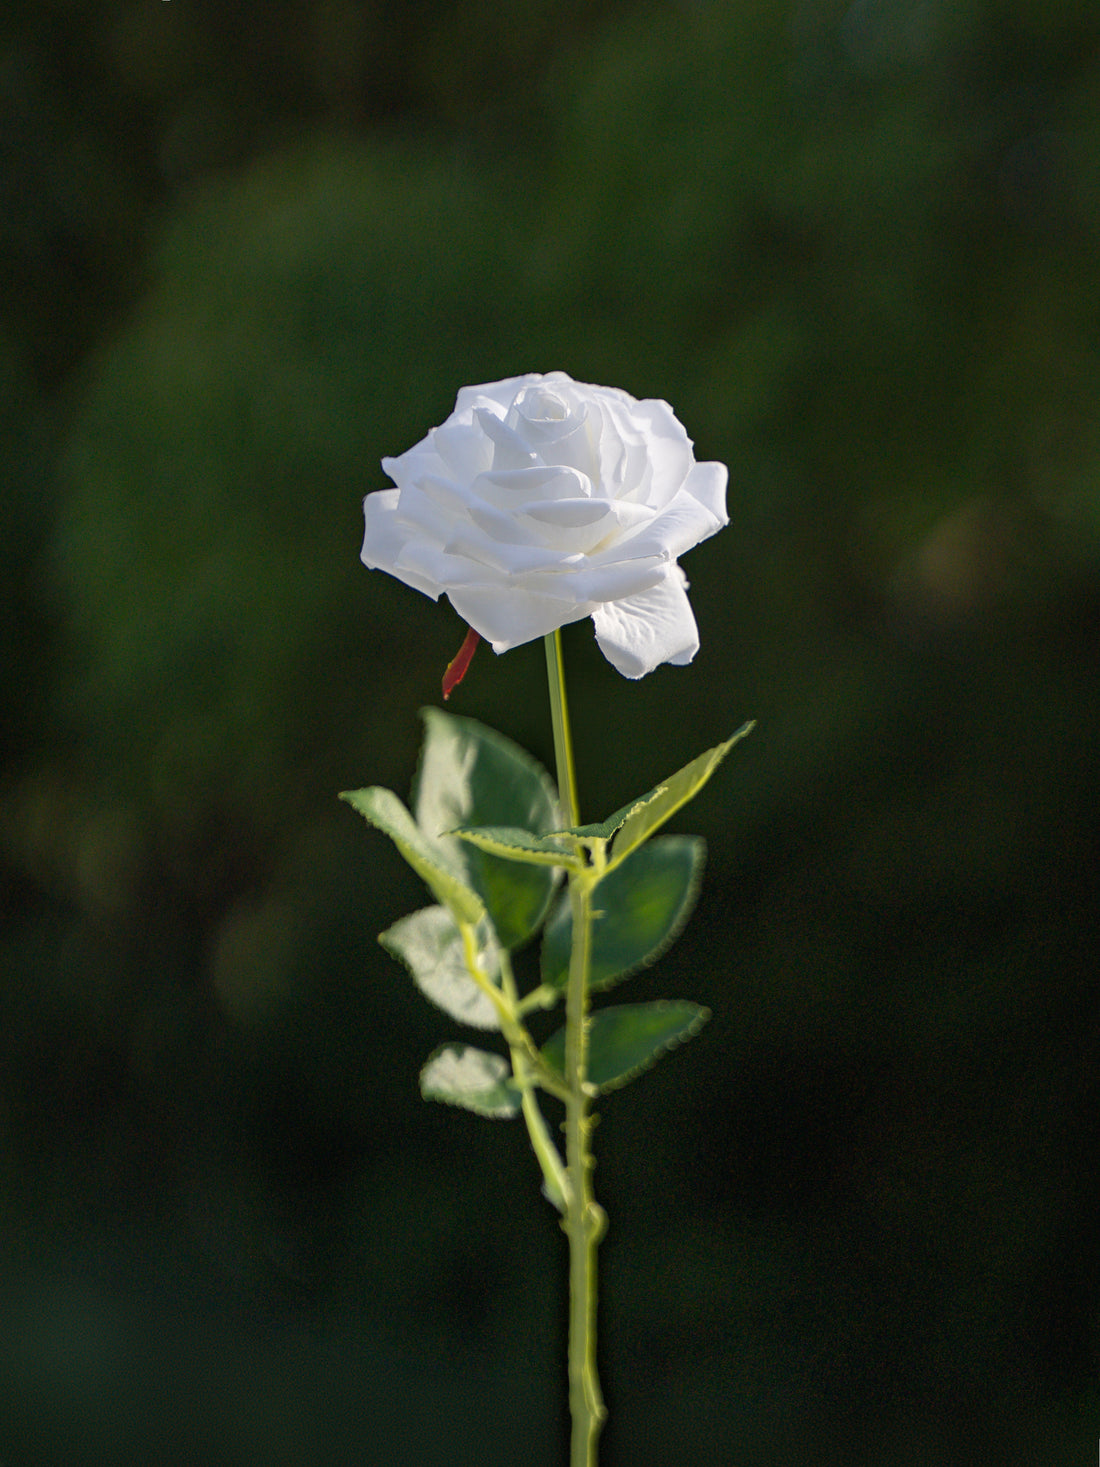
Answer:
[591,481,727,562]
[683,459,729,526]
[464,497,555,549]
[601,393,693,504]
[454,375,544,420]
[524,557,667,605]
[432,419,496,477]
[361,491,443,599]
[473,409,538,473]
[442,529,580,575]
[522,498,611,529]
[591,570,700,679]
[476,465,592,506]
[398,538,511,588]
[509,391,599,476]
[449,585,593,652]
[406,474,479,520]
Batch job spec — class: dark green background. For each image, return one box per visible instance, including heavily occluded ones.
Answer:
[3,1,1099,1461]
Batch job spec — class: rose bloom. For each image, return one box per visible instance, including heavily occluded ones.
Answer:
[361,372,728,679]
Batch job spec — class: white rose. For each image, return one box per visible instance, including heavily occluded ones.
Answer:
[361,372,728,678]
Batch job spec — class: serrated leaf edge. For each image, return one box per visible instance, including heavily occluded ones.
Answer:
[542,1000,711,1093]
[541,835,707,994]
[418,1042,520,1118]
[609,722,754,868]
[339,785,485,924]
[593,1002,711,1092]
[450,824,582,870]
[378,905,503,1031]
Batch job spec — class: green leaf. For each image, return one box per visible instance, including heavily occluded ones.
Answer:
[339,785,485,926]
[552,789,667,844]
[379,906,501,1029]
[451,825,582,870]
[542,1000,709,1093]
[609,722,754,868]
[541,836,706,992]
[414,709,560,949]
[419,1043,519,1118]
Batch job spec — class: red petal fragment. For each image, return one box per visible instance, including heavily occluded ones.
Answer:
[442,626,481,700]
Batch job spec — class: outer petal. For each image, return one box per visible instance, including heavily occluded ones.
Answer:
[380,443,445,487]
[546,556,666,605]
[431,418,496,477]
[591,569,700,678]
[684,459,729,528]
[601,391,693,503]
[361,490,443,599]
[589,483,725,563]
[448,584,592,652]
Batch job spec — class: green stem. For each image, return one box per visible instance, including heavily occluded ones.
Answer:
[499,950,570,1211]
[564,872,607,1466]
[545,629,580,829]
[543,631,606,1467]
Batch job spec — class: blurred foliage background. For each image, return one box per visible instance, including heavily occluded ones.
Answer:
[3,0,1100,1462]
